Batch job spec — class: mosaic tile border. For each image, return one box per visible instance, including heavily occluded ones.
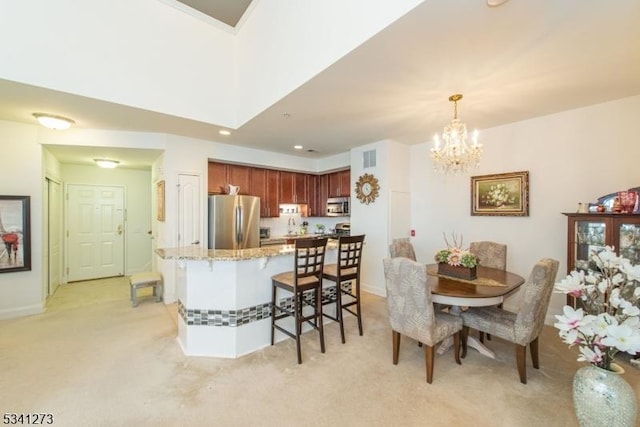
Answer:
[179,282,352,327]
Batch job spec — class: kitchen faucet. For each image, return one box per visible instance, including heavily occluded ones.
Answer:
[287,216,296,234]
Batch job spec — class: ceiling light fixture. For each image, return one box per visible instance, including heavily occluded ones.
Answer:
[294,145,303,150]
[32,113,75,130]
[94,159,120,169]
[486,0,510,6]
[219,129,231,136]
[430,94,482,174]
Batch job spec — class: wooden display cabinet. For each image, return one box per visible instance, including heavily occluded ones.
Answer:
[563,213,640,306]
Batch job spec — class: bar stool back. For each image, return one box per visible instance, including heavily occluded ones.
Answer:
[271,237,329,364]
[322,234,366,343]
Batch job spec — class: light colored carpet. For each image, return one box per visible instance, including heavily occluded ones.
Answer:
[1,277,638,427]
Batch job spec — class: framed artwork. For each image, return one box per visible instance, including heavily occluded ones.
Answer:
[471,171,529,216]
[156,180,165,222]
[0,195,31,273]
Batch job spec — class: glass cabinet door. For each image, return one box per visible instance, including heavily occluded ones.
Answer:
[618,222,640,265]
[574,220,606,271]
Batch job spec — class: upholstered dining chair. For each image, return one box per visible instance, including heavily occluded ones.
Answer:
[388,237,416,260]
[459,258,559,384]
[271,237,328,364]
[469,241,507,341]
[383,257,463,383]
[322,234,366,344]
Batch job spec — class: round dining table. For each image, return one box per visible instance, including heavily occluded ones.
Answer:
[426,264,526,358]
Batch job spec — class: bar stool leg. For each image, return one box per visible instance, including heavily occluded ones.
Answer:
[317,289,326,353]
[294,292,303,364]
[336,284,345,344]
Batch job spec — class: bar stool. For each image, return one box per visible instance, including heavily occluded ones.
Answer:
[322,234,365,343]
[271,237,328,364]
[129,272,163,307]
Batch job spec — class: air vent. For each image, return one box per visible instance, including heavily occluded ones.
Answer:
[363,150,376,168]
[307,149,319,153]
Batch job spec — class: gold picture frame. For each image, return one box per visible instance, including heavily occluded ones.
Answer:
[156,180,165,222]
[471,171,529,216]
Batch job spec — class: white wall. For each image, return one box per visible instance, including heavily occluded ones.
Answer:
[0,122,44,319]
[410,95,640,322]
[62,165,153,276]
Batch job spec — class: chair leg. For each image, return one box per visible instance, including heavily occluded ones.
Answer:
[461,326,469,358]
[270,285,277,346]
[392,331,401,365]
[516,344,527,384]
[453,332,461,365]
[317,289,326,354]
[336,286,345,344]
[478,331,485,343]
[425,345,435,384]
[355,282,363,336]
[530,337,539,369]
[294,292,303,364]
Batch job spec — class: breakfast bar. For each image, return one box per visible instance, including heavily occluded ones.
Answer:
[156,243,338,358]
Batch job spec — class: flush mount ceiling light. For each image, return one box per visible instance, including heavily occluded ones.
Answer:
[219,129,231,136]
[94,159,120,169]
[487,0,510,7]
[430,94,482,174]
[32,113,75,130]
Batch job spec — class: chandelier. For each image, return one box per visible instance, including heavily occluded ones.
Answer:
[430,94,482,174]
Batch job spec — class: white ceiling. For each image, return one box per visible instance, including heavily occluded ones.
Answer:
[3,1,640,169]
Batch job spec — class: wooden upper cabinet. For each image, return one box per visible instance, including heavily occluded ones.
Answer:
[317,174,329,217]
[250,168,279,217]
[307,174,319,217]
[208,162,251,194]
[208,162,228,194]
[294,173,308,204]
[279,171,309,205]
[227,164,251,195]
[328,170,351,197]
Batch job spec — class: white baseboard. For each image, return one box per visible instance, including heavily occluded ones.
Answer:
[0,303,44,320]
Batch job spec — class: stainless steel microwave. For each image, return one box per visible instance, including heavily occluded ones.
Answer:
[326,197,350,216]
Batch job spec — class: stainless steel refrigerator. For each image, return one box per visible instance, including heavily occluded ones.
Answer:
[208,195,261,249]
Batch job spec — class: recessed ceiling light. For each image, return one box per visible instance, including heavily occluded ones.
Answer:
[486,0,510,6]
[294,145,303,150]
[94,159,119,169]
[32,113,75,130]
[219,129,231,136]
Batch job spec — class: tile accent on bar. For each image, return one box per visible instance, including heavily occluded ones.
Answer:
[178,283,352,327]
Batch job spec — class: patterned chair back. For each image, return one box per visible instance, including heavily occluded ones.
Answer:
[383,257,437,345]
[469,241,507,270]
[389,238,416,261]
[514,258,560,345]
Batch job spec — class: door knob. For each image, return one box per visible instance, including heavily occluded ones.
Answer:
[117,225,123,235]
[192,240,200,245]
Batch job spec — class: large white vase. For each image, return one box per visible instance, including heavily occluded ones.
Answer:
[572,364,637,427]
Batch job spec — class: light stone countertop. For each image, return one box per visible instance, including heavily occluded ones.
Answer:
[156,240,337,262]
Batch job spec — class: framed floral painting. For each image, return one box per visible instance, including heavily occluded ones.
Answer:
[0,195,31,272]
[471,171,529,216]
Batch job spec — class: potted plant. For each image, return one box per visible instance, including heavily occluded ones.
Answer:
[434,233,478,280]
[554,246,640,426]
[315,224,325,235]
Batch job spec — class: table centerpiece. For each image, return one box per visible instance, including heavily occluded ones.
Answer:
[434,234,478,280]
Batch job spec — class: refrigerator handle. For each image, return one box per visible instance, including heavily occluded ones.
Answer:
[236,205,243,245]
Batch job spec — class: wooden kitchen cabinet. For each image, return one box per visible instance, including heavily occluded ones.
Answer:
[328,170,351,197]
[208,162,228,194]
[279,171,308,204]
[564,213,640,306]
[208,162,250,194]
[250,168,279,217]
[307,174,318,217]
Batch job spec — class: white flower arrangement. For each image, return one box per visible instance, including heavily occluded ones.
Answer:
[554,246,640,370]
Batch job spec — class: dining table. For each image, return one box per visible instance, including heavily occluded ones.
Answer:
[426,263,526,358]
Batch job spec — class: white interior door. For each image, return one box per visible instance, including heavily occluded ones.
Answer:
[47,179,62,295]
[177,174,202,247]
[67,184,125,281]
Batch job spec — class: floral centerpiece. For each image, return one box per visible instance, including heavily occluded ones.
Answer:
[434,233,478,280]
[554,246,640,371]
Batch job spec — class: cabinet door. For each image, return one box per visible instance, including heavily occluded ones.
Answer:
[306,174,318,217]
[208,162,228,194]
[616,220,640,265]
[294,173,308,204]
[328,172,341,198]
[228,165,251,195]
[338,170,351,196]
[317,174,329,217]
[570,217,609,272]
[279,171,295,204]
[250,168,279,217]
